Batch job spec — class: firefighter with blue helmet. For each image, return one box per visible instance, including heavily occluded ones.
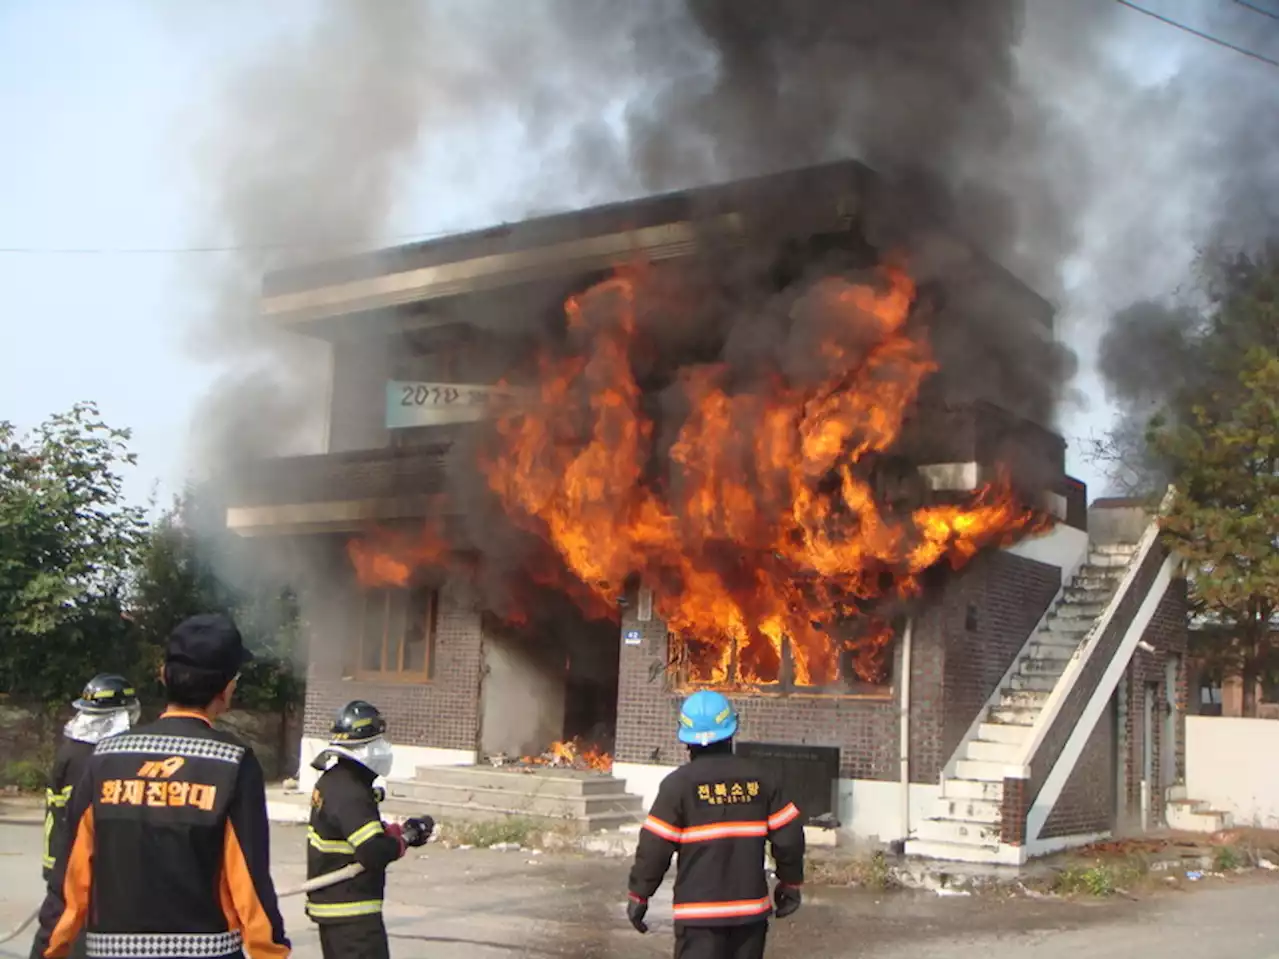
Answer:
[626,691,805,959]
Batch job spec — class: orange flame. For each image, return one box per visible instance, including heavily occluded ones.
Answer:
[520,738,613,772]
[346,522,450,589]
[479,264,1047,688]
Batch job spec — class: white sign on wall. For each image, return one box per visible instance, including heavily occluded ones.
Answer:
[385,381,514,429]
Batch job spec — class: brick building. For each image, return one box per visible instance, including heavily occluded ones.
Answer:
[227,161,1189,863]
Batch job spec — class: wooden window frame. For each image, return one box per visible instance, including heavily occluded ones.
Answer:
[353,586,436,683]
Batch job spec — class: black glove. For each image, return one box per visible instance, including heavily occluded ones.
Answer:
[401,815,435,848]
[774,883,802,919]
[626,894,649,933]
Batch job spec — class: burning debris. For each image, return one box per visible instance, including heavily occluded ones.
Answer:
[512,738,614,773]
[346,257,1049,690]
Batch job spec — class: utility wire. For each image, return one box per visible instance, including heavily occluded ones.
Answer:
[1114,0,1279,66]
[0,228,463,256]
[1233,0,1279,21]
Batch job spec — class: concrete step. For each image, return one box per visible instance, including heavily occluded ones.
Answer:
[941,778,1004,802]
[411,765,626,797]
[1062,586,1114,604]
[914,817,1001,845]
[988,705,1041,726]
[386,778,645,820]
[1044,618,1091,635]
[904,838,1017,865]
[1024,639,1080,659]
[965,740,1022,764]
[976,722,1031,744]
[1166,798,1233,833]
[1019,657,1072,676]
[934,797,1002,824]
[1087,551,1134,568]
[954,759,1010,782]
[1008,672,1059,693]
[1000,688,1051,707]
[1072,574,1123,593]
[1051,602,1108,620]
[1090,542,1138,556]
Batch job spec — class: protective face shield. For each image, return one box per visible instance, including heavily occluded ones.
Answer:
[318,735,395,778]
[64,704,139,744]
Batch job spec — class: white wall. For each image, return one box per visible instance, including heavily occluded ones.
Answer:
[1005,522,1089,585]
[613,761,935,842]
[1186,716,1279,829]
[294,736,475,793]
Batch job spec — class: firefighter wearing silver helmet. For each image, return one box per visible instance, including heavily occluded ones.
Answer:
[306,700,435,959]
[42,675,141,880]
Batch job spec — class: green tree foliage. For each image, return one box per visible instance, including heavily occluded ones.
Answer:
[1146,245,1279,716]
[0,403,149,702]
[129,488,305,715]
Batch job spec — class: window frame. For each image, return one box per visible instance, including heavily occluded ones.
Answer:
[353,586,437,683]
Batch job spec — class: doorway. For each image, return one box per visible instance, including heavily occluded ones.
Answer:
[1142,680,1158,830]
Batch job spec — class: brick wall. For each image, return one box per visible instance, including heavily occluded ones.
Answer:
[1119,583,1188,829]
[1040,693,1115,838]
[614,550,1058,784]
[302,581,483,754]
[940,551,1060,765]
[1035,577,1188,838]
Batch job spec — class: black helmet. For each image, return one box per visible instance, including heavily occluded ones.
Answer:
[73,674,140,714]
[329,700,386,745]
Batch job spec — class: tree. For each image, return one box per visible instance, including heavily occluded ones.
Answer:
[129,488,305,764]
[0,403,149,702]
[1147,246,1279,716]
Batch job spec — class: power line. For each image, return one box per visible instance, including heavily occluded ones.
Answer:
[0,228,463,256]
[1113,0,1279,66]
[1233,0,1279,21]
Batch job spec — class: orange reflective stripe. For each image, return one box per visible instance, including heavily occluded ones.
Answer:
[673,897,772,920]
[767,802,800,830]
[47,805,95,957]
[680,821,768,843]
[642,815,683,842]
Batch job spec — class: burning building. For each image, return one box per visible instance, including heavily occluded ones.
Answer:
[227,160,1188,863]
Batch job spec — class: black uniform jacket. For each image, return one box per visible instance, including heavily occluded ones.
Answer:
[31,709,291,959]
[42,738,95,880]
[628,751,806,927]
[306,757,402,923]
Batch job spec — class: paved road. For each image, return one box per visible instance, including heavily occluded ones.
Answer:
[1,820,1276,957]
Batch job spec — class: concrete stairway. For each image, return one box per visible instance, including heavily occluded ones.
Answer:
[906,543,1138,863]
[1166,784,1233,833]
[383,765,646,831]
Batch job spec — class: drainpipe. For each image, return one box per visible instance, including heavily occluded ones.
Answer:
[899,618,914,841]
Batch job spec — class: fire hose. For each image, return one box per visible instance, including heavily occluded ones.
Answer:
[0,863,368,945]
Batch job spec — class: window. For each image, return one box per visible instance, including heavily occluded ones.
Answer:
[354,587,435,681]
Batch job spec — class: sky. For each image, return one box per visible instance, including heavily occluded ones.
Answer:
[0,0,1275,511]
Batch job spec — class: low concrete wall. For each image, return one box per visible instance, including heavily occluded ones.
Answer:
[1186,716,1279,828]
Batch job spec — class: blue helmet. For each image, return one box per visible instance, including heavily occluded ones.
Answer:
[678,690,738,746]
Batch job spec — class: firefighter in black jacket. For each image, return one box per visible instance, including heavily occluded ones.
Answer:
[41,674,140,882]
[30,613,291,959]
[307,700,434,959]
[627,691,805,959]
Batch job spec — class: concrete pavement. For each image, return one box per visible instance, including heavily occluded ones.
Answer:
[2,819,1276,958]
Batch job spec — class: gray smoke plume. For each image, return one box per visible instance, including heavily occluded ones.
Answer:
[1082,2,1279,493]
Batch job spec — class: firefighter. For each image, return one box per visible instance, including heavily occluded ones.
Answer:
[30,613,291,959]
[41,674,141,882]
[31,674,140,959]
[306,700,434,959]
[625,690,805,959]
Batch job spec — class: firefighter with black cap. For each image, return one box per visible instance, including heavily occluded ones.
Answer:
[30,613,290,959]
[626,690,805,959]
[41,674,141,882]
[306,700,434,959]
